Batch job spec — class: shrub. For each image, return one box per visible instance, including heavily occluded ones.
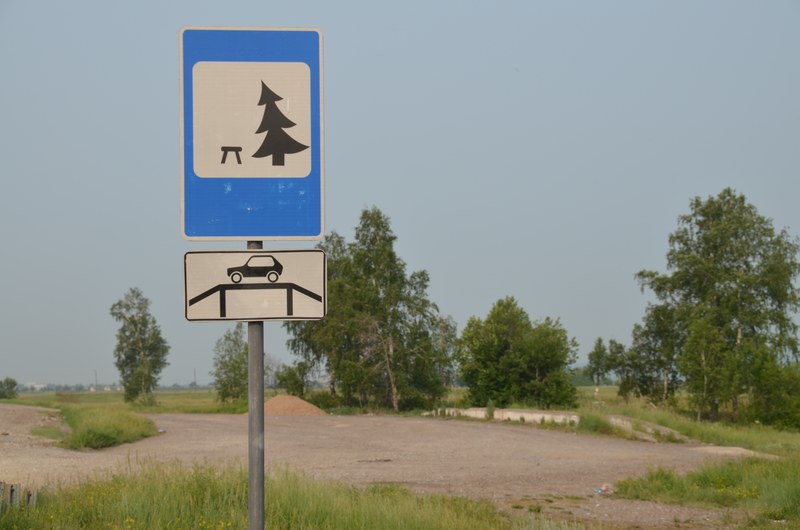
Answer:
[486,399,495,420]
[306,391,343,411]
[0,377,18,399]
[577,412,615,435]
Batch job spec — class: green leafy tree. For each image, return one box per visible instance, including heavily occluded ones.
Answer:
[285,232,365,403]
[605,339,636,398]
[570,367,596,387]
[637,188,800,424]
[211,323,248,402]
[607,304,683,405]
[284,207,455,410]
[586,338,609,391]
[0,377,18,399]
[276,361,311,397]
[632,304,682,404]
[110,288,170,404]
[456,297,577,409]
[211,323,279,400]
[349,208,409,411]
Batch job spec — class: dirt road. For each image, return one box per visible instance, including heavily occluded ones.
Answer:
[0,404,754,528]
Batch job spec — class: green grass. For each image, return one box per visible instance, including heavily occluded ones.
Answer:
[0,462,583,530]
[13,389,248,414]
[12,392,161,449]
[12,390,257,449]
[575,412,636,440]
[58,405,156,449]
[574,386,800,456]
[615,456,800,526]
[617,407,800,456]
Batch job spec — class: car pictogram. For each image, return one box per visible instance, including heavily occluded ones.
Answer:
[227,254,283,284]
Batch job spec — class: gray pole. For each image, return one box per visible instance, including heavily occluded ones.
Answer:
[247,240,265,530]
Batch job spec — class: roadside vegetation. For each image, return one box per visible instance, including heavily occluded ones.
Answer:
[10,390,250,450]
[10,393,156,449]
[0,461,583,530]
[573,387,800,527]
[577,386,800,456]
[58,405,155,450]
[615,457,800,527]
[13,389,247,414]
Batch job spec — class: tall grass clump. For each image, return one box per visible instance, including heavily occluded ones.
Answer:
[59,405,156,449]
[14,391,233,449]
[576,412,614,435]
[0,462,578,529]
[615,456,800,525]
[576,412,636,440]
[614,405,800,457]
[577,386,800,457]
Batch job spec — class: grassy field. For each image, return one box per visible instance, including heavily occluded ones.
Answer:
[9,390,255,449]
[12,389,249,414]
[615,457,800,527]
[575,386,800,456]
[0,462,583,530]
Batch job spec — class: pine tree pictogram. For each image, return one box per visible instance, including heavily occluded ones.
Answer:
[252,81,308,166]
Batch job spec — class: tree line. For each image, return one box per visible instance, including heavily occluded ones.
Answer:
[279,207,577,411]
[105,209,576,410]
[105,189,800,429]
[585,188,800,428]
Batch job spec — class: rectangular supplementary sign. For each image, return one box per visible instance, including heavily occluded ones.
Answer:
[180,27,324,240]
[185,250,326,321]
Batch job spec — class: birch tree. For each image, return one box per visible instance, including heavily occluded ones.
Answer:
[637,188,800,424]
[110,288,169,404]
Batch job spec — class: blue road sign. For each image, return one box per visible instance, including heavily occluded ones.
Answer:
[180,27,323,240]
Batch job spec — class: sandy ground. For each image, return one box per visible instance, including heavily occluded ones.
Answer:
[0,403,760,529]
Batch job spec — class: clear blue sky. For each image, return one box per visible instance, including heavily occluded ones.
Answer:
[1,1,798,386]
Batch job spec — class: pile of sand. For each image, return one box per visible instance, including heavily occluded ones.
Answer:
[264,395,327,417]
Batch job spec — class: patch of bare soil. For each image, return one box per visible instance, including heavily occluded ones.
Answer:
[264,395,326,417]
[0,404,757,529]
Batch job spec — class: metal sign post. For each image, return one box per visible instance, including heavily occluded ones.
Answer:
[247,241,265,530]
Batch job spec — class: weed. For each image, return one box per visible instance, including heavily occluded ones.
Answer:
[576,412,635,440]
[0,462,541,530]
[59,405,155,449]
[615,456,800,525]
